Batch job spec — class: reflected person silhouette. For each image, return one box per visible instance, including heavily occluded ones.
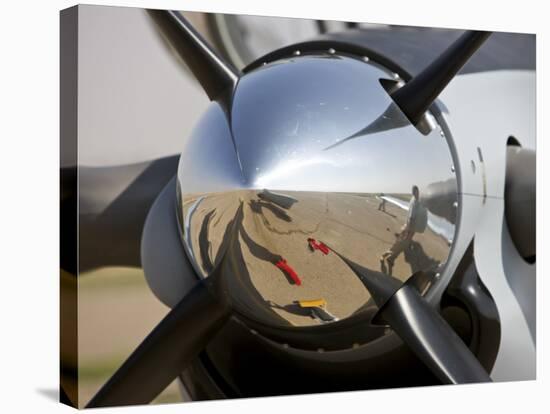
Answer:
[377,193,387,212]
[380,185,426,275]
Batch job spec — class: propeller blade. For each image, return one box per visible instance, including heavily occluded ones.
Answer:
[147,10,239,104]
[333,252,402,305]
[391,30,491,125]
[337,252,491,384]
[86,280,230,407]
[373,282,491,384]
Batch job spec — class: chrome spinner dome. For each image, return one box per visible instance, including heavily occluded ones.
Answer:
[177,52,458,330]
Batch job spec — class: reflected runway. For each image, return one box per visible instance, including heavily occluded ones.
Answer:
[181,189,450,326]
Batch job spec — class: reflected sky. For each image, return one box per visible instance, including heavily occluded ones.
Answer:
[179,54,456,197]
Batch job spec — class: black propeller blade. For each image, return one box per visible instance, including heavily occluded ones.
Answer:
[337,253,491,384]
[86,280,230,407]
[325,30,491,149]
[391,30,491,125]
[373,281,491,384]
[147,10,239,106]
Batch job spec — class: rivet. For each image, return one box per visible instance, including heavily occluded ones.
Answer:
[293,50,301,56]
[328,48,336,54]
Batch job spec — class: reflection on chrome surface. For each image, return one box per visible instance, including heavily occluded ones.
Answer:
[177,53,458,329]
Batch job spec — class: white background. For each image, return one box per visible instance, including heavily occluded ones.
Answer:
[0,0,547,412]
